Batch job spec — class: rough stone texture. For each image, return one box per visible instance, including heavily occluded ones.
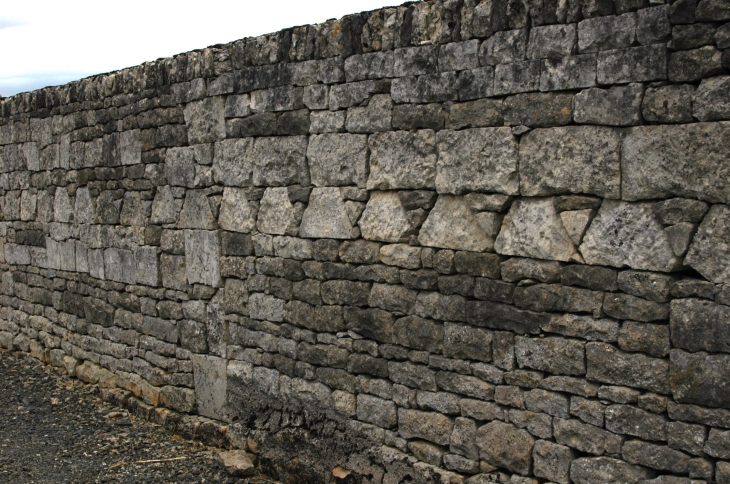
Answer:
[495,198,578,262]
[519,127,621,199]
[622,123,730,204]
[580,200,682,272]
[685,204,730,284]
[2,5,730,484]
[419,195,493,252]
[435,128,519,196]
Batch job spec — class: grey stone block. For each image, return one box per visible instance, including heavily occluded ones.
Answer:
[367,130,437,190]
[184,230,220,287]
[329,80,381,110]
[527,24,577,59]
[693,75,730,121]
[686,204,730,284]
[671,349,730,408]
[299,187,354,240]
[670,298,730,353]
[479,29,528,66]
[553,418,623,455]
[618,321,670,358]
[540,54,597,91]
[398,409,453,445]
[439,40,480,72]
[250,136,309,187]
[193,355,227,420]
[218,188,256,233]
[456,67,494,101]
[573,84,643,126]
[344,51,395,81]
[494,60,541,95]
[580,200,682,272]
[570,456,654,484]
[533,440,574,484]
[515,336,585,376]
[358,191,412,243]
[669,46,724,82]
[120,129,141,166]
[393,46,438,77]
[134,246,159,286]
[357,394,397,428]
[577,14,636,53]
[308,134,368,187]
[476,420,535,475]
[435,128,518,195]
[504,92,573,127]
[605,404,667,441]
[637,6,671,45]
[165,147,196,187]
[597,44,667,84]
[184,97,225,144]
[309,111,345,134]
[622,123,730,203]
[104,248,136,284]
[212,138,254,187]
[391,73,458,104]
[622,440,690,474]
[393,104,446,130]
[587,342,669,394]
[346,94,392,133]
[419,195,494,252]
[257,187,302,236]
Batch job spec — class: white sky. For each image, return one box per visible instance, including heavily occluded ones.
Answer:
[0,0,399,97]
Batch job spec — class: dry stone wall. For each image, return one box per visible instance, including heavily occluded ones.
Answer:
[2,0,730,482]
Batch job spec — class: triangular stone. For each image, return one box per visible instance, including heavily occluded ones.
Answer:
[218,187,256,233]
[257,187,300,235]
[419,195,492,252]
[150,185,182,225]
[495,198,578,262]
[299,187,353,239]
[359,191,411,242]
[560,209,594,246]
[178,190,216,229]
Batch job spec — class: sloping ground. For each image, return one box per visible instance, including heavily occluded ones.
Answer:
[0,350,273,484]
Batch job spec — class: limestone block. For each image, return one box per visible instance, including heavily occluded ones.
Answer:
[419,195,493,252]
[104,248,136,284]
[120,129,141,165]
[436,128,518,195]
[75,241,88,273]
[519,126,621,198]
[150,186,182,225]
[622,123,730,203]
[685,204,730,284]
[346,94,393,133]
[560,210,593,246]
[20,190,37,221]
[495,198,578,262]
[212,138,254,187]
[670,349,730,409]
[642,84,695,124]
[693,75,730,121]
[251,136,309,187]
[307,133,368,187]
[193,354,227,420]
[358,191,411,243]
[587,342,669,394]
[573,84,644,126]
[477,420,534,475]
[479,29,528,66]
[135,246,160,286]
[257,187,301,236]
[580,200,682,272]
[515,336,586,376]
[165,147,196,187]
[367,130,437,190]
[299,187,354,239]
[88,249,105,280]
[527,24,577,60]
[494,60,541,95]
[577,14,637,53]
[597,44,667,84]
[184,97,225,144]
[185,230,220,287]
[398,409,453,445]
[53,188,73,223]
[178,190,216,230]
[74,187,94,224]
[218,188,256,233]
[539,55,597,92]
[533,440,574,484]
[570,456,654,484]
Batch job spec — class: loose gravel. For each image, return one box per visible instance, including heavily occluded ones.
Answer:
[0,350,276,484]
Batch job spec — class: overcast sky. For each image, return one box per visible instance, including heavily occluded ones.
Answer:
[0,0,398,97]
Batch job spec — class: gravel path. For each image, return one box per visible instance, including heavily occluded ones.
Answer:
[0,350,275,484]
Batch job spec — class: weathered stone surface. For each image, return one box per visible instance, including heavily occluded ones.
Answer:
[519,126,621,198]
[515,336,585,376]
[570,456,654,484]
[503,93,573,128]
[574,84,643,126]
[165,147,196,188]
[501,258,561,283]
[670,298,730,353]
[495,198,579,262]
[393,315,443,353]
[685,204,730,284]
[184,97,225,144]
[299,188,353,239]
[367,131,437,190]
[443,322,492,362]
[257,187,301,236]
[587,342,670,394]
[358,191,411,243]
[398,409,453,445]
[580,200,682,272]
[184,230,220,287]
[597,44,667,84]
[618,321,670,357]
[479,29,528,66]
[178,190,216,230]
[219,450,256,477]
[693,75,730,122]
[527,24,576,60]
[670,349,730,409]
[346,94,393,133]
[622,123,730,203]
[605,404,667,441]
[642,84,695,124]
[577,13,637,53]
[705,429,730,459]
[532,440,574,484]
[540,54,597,92]
[622,440,690,474]
[476,421,535,475]
[193,355,227,420]
[604,293,670,322]
[419,195,493,252]
[307,134,368,187]
[494,60,541,95]
[553,418,623,455]
[357,394,397,429]
[435,128,518,196]
[218,188,256,233]
[543,314,619,342]
[250,136,309,187]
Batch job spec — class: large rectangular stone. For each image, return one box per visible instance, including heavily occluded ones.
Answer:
[539,54,597,91]
[398,409,453,445]
[134,246,159,287]
[367,131,437,190]
[307,134,368,187]
[467,301,549,335]
[184,230,220,287]
[622,123,730,203]
[519,126,621,198]
[435,128,519,196]
[250,136,309,187]
[285,300,345,333]
[597,44,667,84]
[515,336,586,376]
[586,342,669,394]
[670,349,730,409]
[104,248,136,284]
[193,355,227,420]
[670,298,730,353]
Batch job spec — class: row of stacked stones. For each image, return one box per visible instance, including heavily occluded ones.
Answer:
[1,0,730,482]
